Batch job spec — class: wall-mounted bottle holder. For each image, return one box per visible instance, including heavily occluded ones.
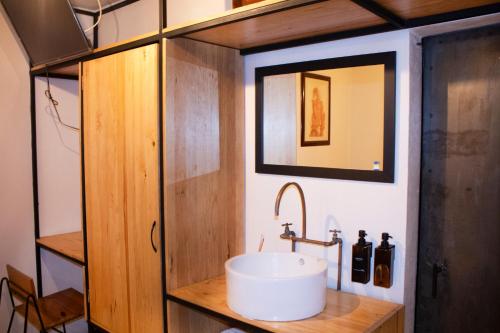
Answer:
[374,233,395,288]
[352,230,372,284]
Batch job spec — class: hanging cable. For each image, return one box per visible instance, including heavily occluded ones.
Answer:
[84,0,102,33]
[44,70,80,131]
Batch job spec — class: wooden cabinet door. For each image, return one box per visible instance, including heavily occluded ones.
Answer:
[123,44,163,333]
[83,44,162,333]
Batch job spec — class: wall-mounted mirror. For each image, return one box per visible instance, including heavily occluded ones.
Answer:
[255,52,396,183]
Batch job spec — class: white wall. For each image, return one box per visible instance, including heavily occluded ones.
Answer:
[0,8,86,332]
[167,0,231,26]
[245,30,420,331]
[35,77,87,333]
[97,0,159,46]
[77,13,95,47]
[0,6,35,332]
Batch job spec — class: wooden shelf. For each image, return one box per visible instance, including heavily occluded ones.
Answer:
[36,232,85,265]
[167,276,404,333]
[163,0,500,53]
[164,0,385,50]
[376,0,499,20]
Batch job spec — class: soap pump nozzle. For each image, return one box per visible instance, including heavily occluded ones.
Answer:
[380,232,393,248]
[358,230,367,245]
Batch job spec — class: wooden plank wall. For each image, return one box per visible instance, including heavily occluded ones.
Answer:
[84,44,163,333]
[163,38,245,332]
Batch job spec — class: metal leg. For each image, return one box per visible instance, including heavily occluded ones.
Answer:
[23,301,29,333]
[63,323,67,333]
[7,309,15,333]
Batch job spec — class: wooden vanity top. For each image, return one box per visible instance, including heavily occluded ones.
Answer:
[36,232,85,265]
[167,276,404,333]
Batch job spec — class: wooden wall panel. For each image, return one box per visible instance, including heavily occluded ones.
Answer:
[123,44,163,333]
[84,44,162,333]
[163,38,244,332]
[167,301,231,332]
[83,54,130,333]
[373,307,404,333]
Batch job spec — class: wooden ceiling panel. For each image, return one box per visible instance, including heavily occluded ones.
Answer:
[180,0,385,50]
[51,64,79,76]
[375,0,500,20]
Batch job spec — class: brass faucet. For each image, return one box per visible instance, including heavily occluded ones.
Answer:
[274,182,343,290]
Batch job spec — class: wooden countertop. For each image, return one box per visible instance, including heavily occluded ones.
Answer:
[36,232,85,265]
[167,276,404,333]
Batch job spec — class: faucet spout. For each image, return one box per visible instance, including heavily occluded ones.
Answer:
[274,182,343,290]
[275,182,307,239]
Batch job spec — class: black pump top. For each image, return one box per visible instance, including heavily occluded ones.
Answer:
[357,230,367,245]
[380,232,393,248]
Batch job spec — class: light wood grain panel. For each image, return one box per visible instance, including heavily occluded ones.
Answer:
[36,232,84,264]
[263,74,297,165]
[84,44,163,333]
[83,52,130,333]
[122,44,163,333]
[163,38,244,332]
[373,307,404,333]
[14,288,84,330]
[169,276,404,333]
[376,0,499,19]
[167,301,231,333]
[164,38,244,290]
[6,265,36,299]
[166,0,384,50]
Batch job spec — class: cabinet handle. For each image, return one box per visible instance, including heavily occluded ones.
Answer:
[150,221,158,253]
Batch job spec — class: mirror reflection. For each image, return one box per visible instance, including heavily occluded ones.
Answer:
[256,52,396,183]
[263,65,385,171]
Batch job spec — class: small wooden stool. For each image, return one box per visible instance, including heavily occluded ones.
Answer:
[0,265,84,333]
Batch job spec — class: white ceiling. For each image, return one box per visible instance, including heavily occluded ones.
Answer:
[70,0,127,11]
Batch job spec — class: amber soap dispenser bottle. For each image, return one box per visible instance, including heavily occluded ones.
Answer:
[374,233,395,288]
[352,230,372,284]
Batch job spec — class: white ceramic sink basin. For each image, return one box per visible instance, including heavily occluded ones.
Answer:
[225,252,327,321]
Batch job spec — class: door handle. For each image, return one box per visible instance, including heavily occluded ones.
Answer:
[432,261,447,298]
[150,221,158,253]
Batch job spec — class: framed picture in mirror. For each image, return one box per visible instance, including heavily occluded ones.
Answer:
[255,51,396,183]
[301,73,331,147]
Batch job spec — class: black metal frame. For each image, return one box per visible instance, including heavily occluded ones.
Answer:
[0,277,16,332]
[255,51,396,183]
[300,72,331,147]
[29,1,168,333]
[0,277,68,333]
[25,0,500,332]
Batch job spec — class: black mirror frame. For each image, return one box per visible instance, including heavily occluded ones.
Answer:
[255,51,396,183]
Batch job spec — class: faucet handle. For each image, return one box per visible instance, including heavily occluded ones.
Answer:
[329,229,341,239]
[281,223,294,237]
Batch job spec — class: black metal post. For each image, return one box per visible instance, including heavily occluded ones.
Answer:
[93,13,99,48]
[29,73,43,298]
[159,1,168,332]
